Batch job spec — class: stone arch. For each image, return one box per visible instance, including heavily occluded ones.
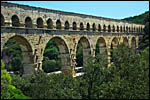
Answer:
[73,22,77,30]
[128,27,130,32]
[120,26,123,32]
[65,21,69,30]
[1,14,5,26]
[56,19,61,29]
[123,26,126,32]
[11,15,20,27]
[92,23,96,31]
[117,26,119,32]
[126,26,128,32]
[111,37,119,49]
[76,36,91,66]
[112,25,115,32]
[110,37,119,62]
[37,17,44,28]
[108,25,111,32]
[86,23,90,31]
[96,37,107,56]
[123,37,129,46]
[2,35,34,74]
[47,18,53,29]
[103,24,106,32]
[25,17,32,28]
[80,22,84,30]
[98,24,101,32]
[131,37,136,50]
[43,36,71,74]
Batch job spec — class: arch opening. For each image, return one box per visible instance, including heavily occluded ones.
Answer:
[108,25,111,32]
[117,26,119,32]
[86,23,90,31]
[73,22,77,30]
[80,22,84,30]
[37,17,44,28]
[123,37,129,46]
[76,37,91,67]
[11,15,20,27]
[112,25,115,32]
[111,37,119,62]
[47,18,53,29]
[2,35,34,75]
[42,37,71,74]
[65,21,69,30]
[56,20,61,29]
[98,24,101,32]
[25,17,32,28]
[92,23,96,31]
[131,37,136,51]
[95,37,107,57]
[103,24,106,32]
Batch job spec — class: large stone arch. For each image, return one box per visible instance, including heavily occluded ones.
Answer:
[76,36,91,66]
[110,37,119,62]
[96,37,107,56]
[131,37,136,50]
[2,35,34,74]
[25,16,32,28]
[123,37,129,46]
[11,15,20,27]
[43,36,71,74]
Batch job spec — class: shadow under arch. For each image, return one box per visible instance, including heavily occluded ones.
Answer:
[95,37,107,56]
[76,36,91,67]
[2,35,34,75]
[110,37,119,62]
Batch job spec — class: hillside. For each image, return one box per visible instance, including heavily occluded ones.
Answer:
[122,11,149,24]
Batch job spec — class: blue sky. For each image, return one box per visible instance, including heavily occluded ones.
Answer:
[7,1,149,19]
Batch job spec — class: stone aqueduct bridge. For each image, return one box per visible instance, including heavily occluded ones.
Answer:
[1,2,145,76]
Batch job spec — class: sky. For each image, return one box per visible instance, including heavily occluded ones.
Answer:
[6,1,149,19]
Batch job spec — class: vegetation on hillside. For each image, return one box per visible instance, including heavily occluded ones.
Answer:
[122,11,149,24]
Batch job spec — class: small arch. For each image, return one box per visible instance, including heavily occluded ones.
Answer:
[123,26,126,32]
[11,15,20,27]
[47,18,53,29]
[112,25,115,32]
[117,26,119,32]
[129,27,130,32]
[25,17,32,28]
[98,24,101,32]
[86,23,90,31]
[103,24,106,32]
[65,21,69,30]
[80,22,84,30]
[120,26,122,32]
[126,26,128,32]
[1,14,5,26]
[56,19,61,29]
[37,17,44,28]
[108,25,111,32]
[73,22,77,30]
[92,23,96,31]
